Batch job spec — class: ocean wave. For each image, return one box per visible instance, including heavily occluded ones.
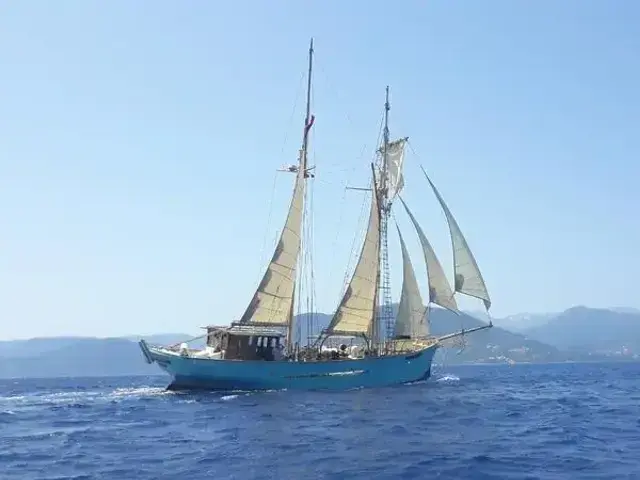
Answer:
[0,362,638,479]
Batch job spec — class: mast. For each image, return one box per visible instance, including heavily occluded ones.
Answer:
[302,39,313,173]
[379,86,394,344]
[287,38,314,351]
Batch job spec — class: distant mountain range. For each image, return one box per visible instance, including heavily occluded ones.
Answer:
[481,312,556,332]
[0,306,638,379]
[0,335,192,379]
[468,306,640,355]
[521,306,640,353]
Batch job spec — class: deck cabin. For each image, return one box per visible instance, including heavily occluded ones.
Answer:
[203,324,286,361]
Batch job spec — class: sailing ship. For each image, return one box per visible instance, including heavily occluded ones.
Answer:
[138,40,493,391]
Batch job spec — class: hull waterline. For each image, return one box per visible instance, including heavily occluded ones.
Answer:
[139,340,438,391]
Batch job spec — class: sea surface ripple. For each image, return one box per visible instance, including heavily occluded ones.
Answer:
[1,362,639,479]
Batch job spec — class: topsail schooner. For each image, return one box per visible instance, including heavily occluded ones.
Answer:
[138,40,493,391]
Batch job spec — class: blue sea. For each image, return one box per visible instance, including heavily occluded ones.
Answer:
[1,362,638,479]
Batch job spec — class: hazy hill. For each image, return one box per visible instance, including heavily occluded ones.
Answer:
[0,336,100,359]
[485,312,556,333]
[522,306,640,353]
[0,337,157,379]
[1,306,638,378]
[0,334,198,378]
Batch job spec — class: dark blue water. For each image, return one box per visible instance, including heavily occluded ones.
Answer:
[1,362,639,479]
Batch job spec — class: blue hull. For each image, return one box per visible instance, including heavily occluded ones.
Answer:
[139,340,438,391]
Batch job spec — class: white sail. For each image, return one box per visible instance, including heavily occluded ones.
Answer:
[239,172,305,325]
[394,223,428,338]
[399,197,458,312]
[327,185,381,335]
[421,166,491,310]
[379,137,407,202]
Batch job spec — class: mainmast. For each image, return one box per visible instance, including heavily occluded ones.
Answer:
[287,38,315,351]
[378,86,394,344]
[302,39,314,173]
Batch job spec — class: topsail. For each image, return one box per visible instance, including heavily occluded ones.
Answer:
[379,137,408,203]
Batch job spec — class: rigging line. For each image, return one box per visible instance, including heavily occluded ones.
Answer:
[306,177,348,189]
[327,110,386,305]
[306,89,317,341]
[300,174,310,320]
[305,133,316,295]
[316,63,360,143]
[407,137,459,311]
[253,69,306,303]
[337,190,369,305]
[406,139,417,153]
[318,165,373,177]
[279,70,307,157]
[309,178,317,331]
[324,176,349,305]
[406,140,424,167]
[296,174,312,334]
[255,171,279,287]
[304,177,316,343]
[315,64,389,174]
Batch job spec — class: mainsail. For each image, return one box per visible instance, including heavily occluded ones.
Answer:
[239,172,305,325]
[326,180,381,335]
[239,39,314,327]
[394,223,428,338]
[399,197,458,312]
[421,166,491,310]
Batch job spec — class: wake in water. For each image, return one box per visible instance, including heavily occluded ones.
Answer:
[0,384,292,411]
[0,385,174,410]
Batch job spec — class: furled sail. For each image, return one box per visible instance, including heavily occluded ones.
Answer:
[379,137,408,203]
[394,223,428,338]
[327,183,381,335]
[239,171,305,325]
[399,197,458,312]
[421,166,491,310]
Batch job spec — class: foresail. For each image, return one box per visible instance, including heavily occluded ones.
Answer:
[327,187,381,335]
[394,223,428,338]
[421,167,491,310]
[239,172,305,325]
[380,137,407,202]
[399,197,458,312]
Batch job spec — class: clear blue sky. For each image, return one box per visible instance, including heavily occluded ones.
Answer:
[1,1,638,339]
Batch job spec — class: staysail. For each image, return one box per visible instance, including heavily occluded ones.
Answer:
[399,197,458,312]
[421,166,491,310]
[326,180,381,335]
[239,171,306,325]
[394,223,428,338]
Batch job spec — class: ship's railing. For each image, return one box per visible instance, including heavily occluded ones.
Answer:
[381,337,438,355]
[202,323,287,337]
